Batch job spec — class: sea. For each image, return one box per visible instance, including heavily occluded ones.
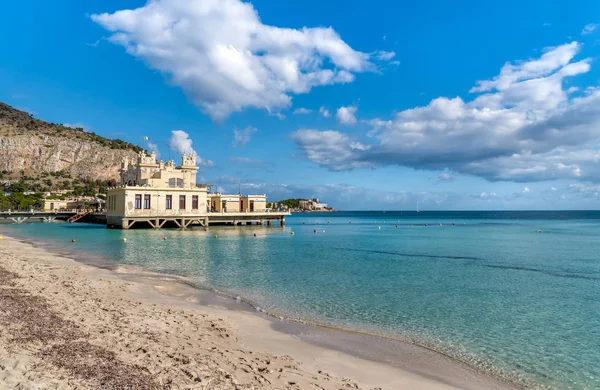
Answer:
[2,210,599,389]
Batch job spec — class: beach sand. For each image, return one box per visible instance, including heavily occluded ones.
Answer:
[0,237,513,389]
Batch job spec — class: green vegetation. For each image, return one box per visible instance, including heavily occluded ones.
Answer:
[272,198,307,209]
[0,172,116,210]
[0,102,144,153]
[0,192,43,210]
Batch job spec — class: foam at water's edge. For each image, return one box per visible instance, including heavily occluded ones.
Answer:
[0,228,546,390]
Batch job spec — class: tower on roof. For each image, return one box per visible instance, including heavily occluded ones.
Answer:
[181,152,197,168]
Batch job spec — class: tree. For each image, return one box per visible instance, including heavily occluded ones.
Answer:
[8,182,28,193]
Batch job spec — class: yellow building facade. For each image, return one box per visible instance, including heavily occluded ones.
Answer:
[42,197,95,211]
[106,152,282,229]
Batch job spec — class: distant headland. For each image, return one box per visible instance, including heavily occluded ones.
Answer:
[268,198,336,212]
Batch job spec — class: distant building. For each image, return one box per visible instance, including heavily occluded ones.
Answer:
[106,151,277,229]
[299,200,311,209]
[51,189,72,196]
[299,198,329,211]
[42,196,96,211]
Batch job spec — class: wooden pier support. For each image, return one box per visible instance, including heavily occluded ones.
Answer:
[42,216,57,223]
[109,212,289,229]
[10,217,28,224]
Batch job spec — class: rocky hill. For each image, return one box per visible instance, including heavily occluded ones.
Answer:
[0,103,142,184]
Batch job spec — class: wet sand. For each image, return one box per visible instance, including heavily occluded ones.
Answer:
[0,236,513,389]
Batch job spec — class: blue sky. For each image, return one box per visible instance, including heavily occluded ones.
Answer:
[1,0,600,210]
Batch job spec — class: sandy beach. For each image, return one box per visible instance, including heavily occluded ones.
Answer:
[0,236,513,390]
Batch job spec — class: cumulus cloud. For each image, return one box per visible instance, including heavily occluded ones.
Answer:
[319,106,331,118]
[146,141,161,159]
[168,130,214,167]
[336,105,357,125]
[91,0,394,120]
[293,107,312,115]
[232,126,257,147]
[292,41,600,183]
[581,23,598,35]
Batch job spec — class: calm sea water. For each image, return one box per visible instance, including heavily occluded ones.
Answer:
[2,211,600,389]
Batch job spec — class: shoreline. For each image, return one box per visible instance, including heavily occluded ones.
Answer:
[0,234,517,389]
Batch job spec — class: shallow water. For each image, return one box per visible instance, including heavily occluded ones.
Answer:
[3,211,600,389]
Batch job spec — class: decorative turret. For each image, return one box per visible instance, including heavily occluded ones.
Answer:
[138,150,157,166]
[120,156,130,171]
[182,152,197,167]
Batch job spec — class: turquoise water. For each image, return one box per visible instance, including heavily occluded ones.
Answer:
[2,211,600,389]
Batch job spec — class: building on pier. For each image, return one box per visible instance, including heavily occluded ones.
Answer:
[106,151,287,229]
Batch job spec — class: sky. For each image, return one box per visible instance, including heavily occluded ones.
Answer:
[1,0,600,210]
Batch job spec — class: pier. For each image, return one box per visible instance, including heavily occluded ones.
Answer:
[0,209,287,229]
[0,210,107,224]
[114,211,288,229]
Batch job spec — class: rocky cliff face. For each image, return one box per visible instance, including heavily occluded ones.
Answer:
[0,135,136,181]
[0,103,141,182]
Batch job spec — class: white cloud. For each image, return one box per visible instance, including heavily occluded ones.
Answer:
[85,40,101,48]
[293,107,312,115]
[336,105,357,125]
[291,129,375,170]
[522,186,530,193]
[438,172,454,181]
[168,130,214,167]
[146,141,160,159]
[479,192,497,199]
[91,0,394,120]
[581,23,598,35]
[206,178,600,209]
[232,126,257,147]
[373,50,396,61]
[551,186,557,191]
[292,41,600,183]
[319,106,331,118]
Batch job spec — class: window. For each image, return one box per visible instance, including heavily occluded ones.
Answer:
[135,194,142,209]
[179,195,186,210]
[168,178,185,188]
[144,194,151,209]
[166,195,172,209]
[192,195,198,210]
